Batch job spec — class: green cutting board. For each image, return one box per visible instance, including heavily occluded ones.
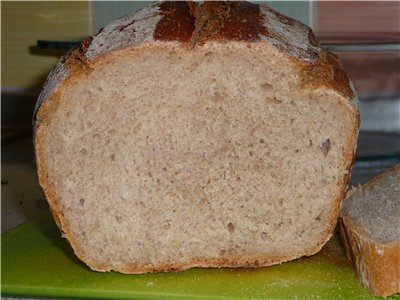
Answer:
[2,212,398,299]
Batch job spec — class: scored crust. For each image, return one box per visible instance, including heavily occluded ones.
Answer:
[340,165,400,296]
[33,1,359,115]
[34,1,360,273]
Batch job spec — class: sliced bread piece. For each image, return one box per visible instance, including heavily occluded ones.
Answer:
[340,164,400,296]
[34,1,360,273]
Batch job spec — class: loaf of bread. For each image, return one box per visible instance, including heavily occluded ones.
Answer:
[340,165,400,297]
[34,1,360,273]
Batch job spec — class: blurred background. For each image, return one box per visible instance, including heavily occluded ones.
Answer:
[2,1,399,233]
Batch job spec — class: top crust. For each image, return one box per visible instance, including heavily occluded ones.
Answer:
[86,1,321,62]
[33,1,357,125]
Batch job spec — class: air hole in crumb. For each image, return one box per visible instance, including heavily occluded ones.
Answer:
[227,222,235,233]
[79,148,88,155]
[221,171,226,180]
[272,97,282,103]
[261,232,271,241]
[320,139,331,156]
[249,150,253,156]
[236,176,241,182]
[199,198,208,205]
[163,222,171,229]
[315,213,322,222]
[110,154,115,161]
[259,138,265,144]
[261,83,273,92]
[79,198,85,207]
[219,249,226,255]
[290,118,295,124]
[204,51,213,56]
[309,139,313,146]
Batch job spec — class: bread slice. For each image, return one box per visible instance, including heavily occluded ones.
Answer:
[33,1,360,273]
[340,165,400,296]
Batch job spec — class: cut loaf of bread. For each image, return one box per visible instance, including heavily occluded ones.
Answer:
[340,165,400,297]
[34,1,360,273]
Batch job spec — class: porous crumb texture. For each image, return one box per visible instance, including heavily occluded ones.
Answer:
[342,165,400,244]
[36,43,356,273]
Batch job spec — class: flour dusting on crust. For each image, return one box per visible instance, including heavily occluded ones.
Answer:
[33,58,69,125]
[85,3,162,61]
[259,5,320,63]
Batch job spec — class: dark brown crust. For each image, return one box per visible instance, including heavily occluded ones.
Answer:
[195,2,268,42]
[154,2,269,43]
[33,1,360,274]
[340,165,400,296]
[154,2,195,42]
[178,2,320,62]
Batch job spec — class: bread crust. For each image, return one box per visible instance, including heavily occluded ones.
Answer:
[33,1,360,274]
[340,165,400,296]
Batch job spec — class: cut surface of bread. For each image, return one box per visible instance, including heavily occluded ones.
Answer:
[34,1,359,273]
[340,164,400,296]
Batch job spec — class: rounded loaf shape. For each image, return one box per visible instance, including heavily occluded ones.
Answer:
[34,1,360,273]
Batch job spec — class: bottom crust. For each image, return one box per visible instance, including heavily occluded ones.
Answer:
[85,250,321,274]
